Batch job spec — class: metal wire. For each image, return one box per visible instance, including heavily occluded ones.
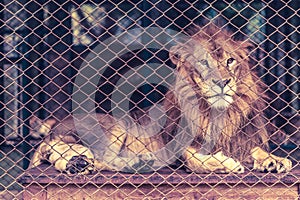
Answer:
[0,0,299,199]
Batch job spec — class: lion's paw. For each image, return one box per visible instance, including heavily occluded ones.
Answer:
[188,152,245,174]
[66,155,94,175]
[221,156,245,174]
[213,152,244,174]
[254,156,292,173]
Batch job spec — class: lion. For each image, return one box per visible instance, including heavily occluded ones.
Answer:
[29,24,292,174]
[166,24,292,173]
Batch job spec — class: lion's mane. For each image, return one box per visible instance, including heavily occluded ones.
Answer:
[166,24,269,164]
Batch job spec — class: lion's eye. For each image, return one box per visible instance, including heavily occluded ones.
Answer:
[227,58,235,66]
[197,59,209,66]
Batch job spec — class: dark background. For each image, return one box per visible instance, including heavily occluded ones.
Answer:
[0,0,299,192]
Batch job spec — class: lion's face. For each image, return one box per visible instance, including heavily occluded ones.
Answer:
[191,45,238,108]
[170,25,259,112]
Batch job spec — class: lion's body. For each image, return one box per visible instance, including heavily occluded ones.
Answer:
[30,24,292,174]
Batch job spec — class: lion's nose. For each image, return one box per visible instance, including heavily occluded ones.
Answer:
[212,79,231,88]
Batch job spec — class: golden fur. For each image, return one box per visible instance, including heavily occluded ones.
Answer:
[167,24,291,173]
[30,113,164,174]
[30,24,292,174]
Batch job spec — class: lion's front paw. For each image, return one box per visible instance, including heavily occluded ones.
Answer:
[251,147,292,173]
[221,155,245,174]
[66,155,94,175]
[253,156,292,173]
[186,151,245,174]
[212,152,244,174]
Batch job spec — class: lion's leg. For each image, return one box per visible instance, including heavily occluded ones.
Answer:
[184,147,244,173]
[49,141,96,175]
[99,124,155,173]
[99,125,135,171]
[30,140,96,175]
[29,142,47,169]
[251,146,292,173]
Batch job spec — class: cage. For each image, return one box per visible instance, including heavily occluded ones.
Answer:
[0,0,299,199]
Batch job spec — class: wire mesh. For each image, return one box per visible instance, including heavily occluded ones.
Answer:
[0,0,299,199]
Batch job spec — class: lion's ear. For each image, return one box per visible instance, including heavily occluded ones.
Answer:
[169,45,182,65]
[169,45,188,66]
[240,41,256,52]
[237,41,255,60]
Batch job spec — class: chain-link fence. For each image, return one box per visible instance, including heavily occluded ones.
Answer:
[1,0,299,199]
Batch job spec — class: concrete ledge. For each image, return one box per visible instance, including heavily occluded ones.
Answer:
[19,164,300,199]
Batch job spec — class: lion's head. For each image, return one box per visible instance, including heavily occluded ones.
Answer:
[170,24,261,115]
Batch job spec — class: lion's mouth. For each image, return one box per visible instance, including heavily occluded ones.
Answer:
[205,93,232,99]
[205,93,234,108]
